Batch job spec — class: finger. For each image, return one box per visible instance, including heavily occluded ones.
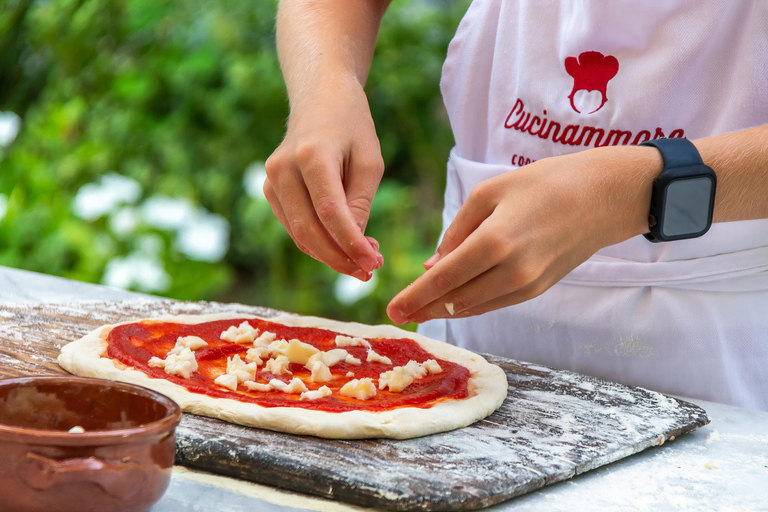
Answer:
[365,236,384,269]
[298,148,381,273]
[387,226,500,324]
[425,182,498,268]
[403,264,528,324]
[344,148,384,234]
[267,169,366,278]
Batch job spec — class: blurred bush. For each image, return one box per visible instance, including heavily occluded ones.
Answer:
[0,0,469,326]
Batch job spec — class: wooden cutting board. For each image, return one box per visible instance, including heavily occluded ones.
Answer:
[0,300,709,511]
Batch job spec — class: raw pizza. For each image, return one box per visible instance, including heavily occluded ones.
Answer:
[58,313,507,439]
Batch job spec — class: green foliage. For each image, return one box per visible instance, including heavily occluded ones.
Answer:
[0,0,469,326]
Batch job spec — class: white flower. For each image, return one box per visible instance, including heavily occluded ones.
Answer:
[140,196,198,231]
[0,111,21,147]
[175,212,229,262]
[334,272,378,306]
[0,194,8,223]
[101,253,171,293]
[73,173,142,221]
[243,161,267,200]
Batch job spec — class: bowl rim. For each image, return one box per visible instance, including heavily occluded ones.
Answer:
[0,376,182,446]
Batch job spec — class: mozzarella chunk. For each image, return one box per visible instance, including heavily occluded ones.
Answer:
[270,338,319,365]
[307,349,350,368]
[243,381,273,392]
[220,321,259,344]
[445,302,455,316]
[379,359,438,392]
[155,347,198,379]
[335,335,371,349]
[148,356,165,368]
[345,371,355,378]
[265,355,292,376]
[214,373,239,391]
[366,349,392,365]
[306,360,333,382]
[253,331,277,347]
[269,378,308,394]
[245,346,270,365]
[226,354,258,383]
[345,354,362,365]
[422,359,443,374]
[403,360,428,379]
[172,336,208,353]
[378,366,415,392]
[300,386,332,401]
[68,426,85,434]
[339,378,377,400]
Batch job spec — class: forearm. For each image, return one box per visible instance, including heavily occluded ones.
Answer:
[276,0,391,114]
[695,124,768,223]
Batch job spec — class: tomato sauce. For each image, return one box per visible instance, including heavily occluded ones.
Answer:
[106,318,470,412]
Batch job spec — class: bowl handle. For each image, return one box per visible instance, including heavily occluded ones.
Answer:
[17,452,148,499]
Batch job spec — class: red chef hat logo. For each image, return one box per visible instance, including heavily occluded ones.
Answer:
[565,51,619,114]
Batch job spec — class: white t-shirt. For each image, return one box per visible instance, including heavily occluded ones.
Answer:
[420,0,768,410]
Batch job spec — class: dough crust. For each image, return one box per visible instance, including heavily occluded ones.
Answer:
[58,313,508,439]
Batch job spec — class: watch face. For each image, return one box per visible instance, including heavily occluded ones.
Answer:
[662,176,715,238]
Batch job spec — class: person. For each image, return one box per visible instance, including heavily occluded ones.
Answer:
[264,0,768,410]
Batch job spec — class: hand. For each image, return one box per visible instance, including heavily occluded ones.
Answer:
[387,145,662,324]
[264,77,384,280]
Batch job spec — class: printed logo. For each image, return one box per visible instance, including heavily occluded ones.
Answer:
[565,51,619,114]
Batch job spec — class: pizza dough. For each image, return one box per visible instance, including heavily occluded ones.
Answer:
[58,313,508,439]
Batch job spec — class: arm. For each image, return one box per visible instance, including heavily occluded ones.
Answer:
[265,0,392,280]
[387,124,768,325]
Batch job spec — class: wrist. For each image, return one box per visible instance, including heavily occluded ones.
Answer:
[587,144,663,244]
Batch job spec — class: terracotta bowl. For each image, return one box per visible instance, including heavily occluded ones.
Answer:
[0,376,181,512]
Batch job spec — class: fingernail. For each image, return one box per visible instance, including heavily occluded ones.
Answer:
[375,253,384,269]
[389,307,406,325]
[358,255,377,273]
[352,269,368,281]
[424,252,440,267]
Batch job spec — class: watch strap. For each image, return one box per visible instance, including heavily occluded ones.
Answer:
[640,138,703,169]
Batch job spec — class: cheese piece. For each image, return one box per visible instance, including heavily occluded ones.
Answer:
[172,335,208,353]
[269,378,308,394]
[270,338,319,365]
[151,347,198,379]
[366,349,392,365]
[226,354,258,383]
[147,356,165,368]
[306,360,333,382]
[307,349,350,368]
[214,373,239,391]
[300,386,332,401]
[445,302,455,315]
[243,381,273,392]
[245,346,270,365]
[345,371,355,378]
[403,360,428,379]
[267,339,289,355]
[378,366,415,392]
[334,335,371,349]
[345,354,362,365]
[220,321,260,344]
[339,378,377,400]
[68,426,85,434]
[379,359,438,392]
[253,331,277,347]
[265,355,292,376]
[422,359,443,374]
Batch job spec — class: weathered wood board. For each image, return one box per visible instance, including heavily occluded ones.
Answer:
[0,300,709,511]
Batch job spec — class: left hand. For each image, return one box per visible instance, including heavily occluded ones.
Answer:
[386,145,662,325]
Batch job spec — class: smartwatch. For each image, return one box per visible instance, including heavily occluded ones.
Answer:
[640,138,717,242]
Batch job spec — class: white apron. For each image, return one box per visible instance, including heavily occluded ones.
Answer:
[419,0,768,410]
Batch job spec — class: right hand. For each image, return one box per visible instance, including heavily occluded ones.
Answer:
[264,77,384,281]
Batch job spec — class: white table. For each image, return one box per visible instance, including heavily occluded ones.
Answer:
[1,266,766,512]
